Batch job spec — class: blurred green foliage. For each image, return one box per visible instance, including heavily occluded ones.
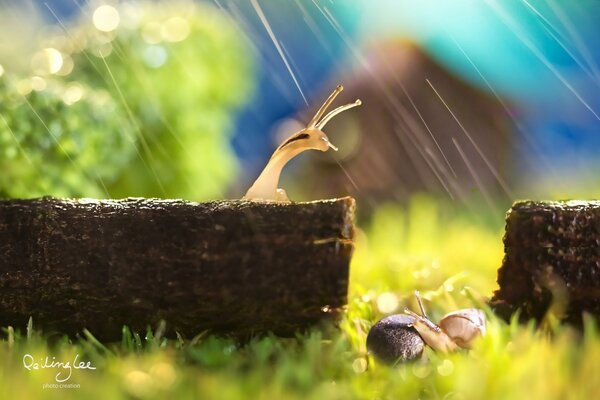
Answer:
[60,1,252,199]
[0,0,253,199]
[1,196,599,399]
[0,77,134,198]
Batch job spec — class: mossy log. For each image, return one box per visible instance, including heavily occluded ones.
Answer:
[0,197,355,340]
[491,200,600,324]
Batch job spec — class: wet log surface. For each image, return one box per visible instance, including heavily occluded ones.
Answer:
[491,200,600,324]
[0,197,355,340]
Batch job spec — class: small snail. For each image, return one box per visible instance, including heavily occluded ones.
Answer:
[243,85,361,202]
[367,292,486,363]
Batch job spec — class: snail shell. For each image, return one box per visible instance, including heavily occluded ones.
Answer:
[438,308,486,349]
[367,314,425,364]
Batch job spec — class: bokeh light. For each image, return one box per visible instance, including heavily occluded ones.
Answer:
[31,48,63,75]
[93,5,120,32]
[161,17,190,42]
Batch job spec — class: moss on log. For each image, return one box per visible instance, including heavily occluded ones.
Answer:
[0,197,355,340]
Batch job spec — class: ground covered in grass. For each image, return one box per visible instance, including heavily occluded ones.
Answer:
[1,195,599,399]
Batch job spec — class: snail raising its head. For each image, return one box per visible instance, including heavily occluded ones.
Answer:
[243,85,361,202]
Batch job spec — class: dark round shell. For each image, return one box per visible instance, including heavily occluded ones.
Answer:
[366,314,425,364]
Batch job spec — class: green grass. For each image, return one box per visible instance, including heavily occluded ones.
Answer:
[2,195,599,399]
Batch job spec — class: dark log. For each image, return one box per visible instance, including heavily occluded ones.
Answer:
[491,200,600,324]
[0,197,355,340]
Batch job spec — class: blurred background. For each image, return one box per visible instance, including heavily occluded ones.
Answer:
[1,0,600,219]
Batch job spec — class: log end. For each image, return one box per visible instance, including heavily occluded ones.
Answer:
[491,200,600,325]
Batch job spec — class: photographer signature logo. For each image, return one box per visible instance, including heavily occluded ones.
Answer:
[22,353,96,383]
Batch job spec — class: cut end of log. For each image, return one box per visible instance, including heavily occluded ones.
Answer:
[0,196,356,340]
[490,200,600,324]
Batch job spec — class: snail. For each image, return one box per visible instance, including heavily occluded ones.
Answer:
[367,292,486,363]
[243,85,361,202]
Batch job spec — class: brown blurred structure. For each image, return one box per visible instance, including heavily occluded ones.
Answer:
[282,41,514,210]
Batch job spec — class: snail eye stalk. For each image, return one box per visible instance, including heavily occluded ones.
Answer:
[415,290,428,318]
[307,84,344,128]
[315,99,362,130]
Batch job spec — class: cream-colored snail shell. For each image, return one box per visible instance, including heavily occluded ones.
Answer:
[438,308,486,349]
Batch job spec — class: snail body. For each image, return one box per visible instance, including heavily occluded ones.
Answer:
[243,85,361,202]
[404,309,459,353]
